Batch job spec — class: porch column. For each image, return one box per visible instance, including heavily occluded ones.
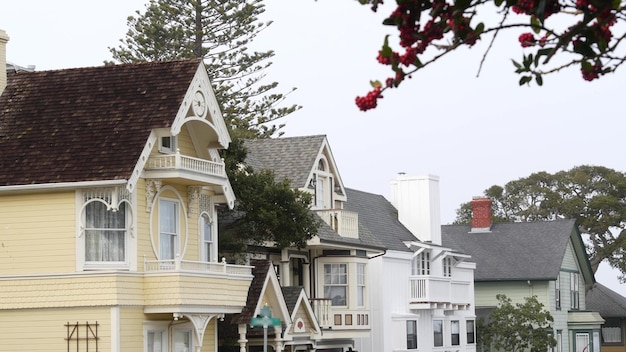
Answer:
[303,262,310,295]
[273,325,284,352]
[238,324,248,352]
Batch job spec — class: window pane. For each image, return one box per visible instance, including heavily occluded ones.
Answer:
[407,320,418,349]
[467,320,476,344]
[324,286,346,306]
[159,200,178,259]
[147,331,163,352]
[451,320,460,345]
[174,330,192,352]
[85,202,126,262]
[434,320,443,347]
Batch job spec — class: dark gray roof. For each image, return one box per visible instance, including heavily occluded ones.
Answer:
[314,209,386,250]
[244,135,326,187]
[441,219,577,281]
[586,283,626,317]
[281,286,304,314]
[344,188,418,252]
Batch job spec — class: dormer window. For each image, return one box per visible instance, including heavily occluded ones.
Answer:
[318,159,325,171]
[159,135,177,154]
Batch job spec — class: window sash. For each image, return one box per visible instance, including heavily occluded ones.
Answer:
[84,202,126,262]
[451,320,460,345]
[159,200,178,260]
[433,320,444,347]
[570,272,580,309]
[556,274,561,309]
[407,320,418,349]
[202,216,212,262]
[467,320,476,344]
[324,264,347,306]
[357,263,365,306]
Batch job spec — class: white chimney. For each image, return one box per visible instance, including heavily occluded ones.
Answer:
[0,29,9,95]
[390,174,442,244]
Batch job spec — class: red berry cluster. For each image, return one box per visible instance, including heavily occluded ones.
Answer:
[512,0,560,18]
[518,33,536,47]
[581,62,603,81]
[355,86,383,111]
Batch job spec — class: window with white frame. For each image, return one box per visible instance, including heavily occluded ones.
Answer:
[433,320,444,347]
[357,263,366,306]
[602,318,623,343]
[84,201,127,263]
[324,263,347,306]
[407,320,418,350]
[451,320,460,345]
[147,329,167,352]
[159,135,177,154]
[570,272,580,309]
[173,329,193,352]
[201,214,213,262]
[556,330,563,352]
[556,273,561,310]
[443,257,453,277]
[467,320,476,344]
[412,251,431,275]
[159,199,179,260]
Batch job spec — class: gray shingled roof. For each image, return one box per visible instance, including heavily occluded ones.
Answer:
[441,219,577,281]
[0,59,201,186]
[243,135,325,187]
[281,286,304,314]
[344,188,418,252]
[586,283,626,317]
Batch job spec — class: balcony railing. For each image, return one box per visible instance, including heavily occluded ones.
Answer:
[145,153,226,178]
[315,209,359,238]
[144,257,252,276]
[409,276,472,306]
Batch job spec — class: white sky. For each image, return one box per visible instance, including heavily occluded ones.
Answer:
[2,0,625,295]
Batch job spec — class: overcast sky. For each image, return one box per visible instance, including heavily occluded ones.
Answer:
[2,0,625,295]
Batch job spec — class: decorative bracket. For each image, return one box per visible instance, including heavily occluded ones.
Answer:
[145,179,162,212]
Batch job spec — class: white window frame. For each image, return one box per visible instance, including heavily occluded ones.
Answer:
[144,322,169,352]
[433,319,444,347]
[443,257,453,277]
[84,201,128,264]
[200,212,214,262]
[556,330,563,352]
[571,272,580,309]
[158,135,177,154]
[172,327,194,352]
[357,263,366,307]
[323,263,347,306]
[407,320,418,350]
[556,273,561,310]
[466,320,476,344]
[77,188,136,271]
[412,251,431,275]
[159,198,180,260]
[451,320,460,345]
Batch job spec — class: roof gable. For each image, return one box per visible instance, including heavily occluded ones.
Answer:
[441,219,590,281]
[0,59,204,188]
[281,286,321,338]
[586,283,626,317]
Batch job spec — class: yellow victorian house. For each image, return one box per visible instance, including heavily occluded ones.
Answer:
[0,30,252,352]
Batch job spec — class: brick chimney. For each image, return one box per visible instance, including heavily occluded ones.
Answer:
[470,197,492,232]
[0,29,8,95]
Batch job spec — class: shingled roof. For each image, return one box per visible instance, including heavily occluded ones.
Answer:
[344,188,417,252]
[0,59,201,187]
[243,135,326,187]
[441,219,582,281]
[586,283,626,317]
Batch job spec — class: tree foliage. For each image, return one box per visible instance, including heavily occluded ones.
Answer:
[455,165,626,279]
[109,0,299,138]
[354,0,626,111]
[218,140,320,256]
[478,294,556,352]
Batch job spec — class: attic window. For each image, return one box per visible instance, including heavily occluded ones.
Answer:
[318,159,326,171]
[159,136,177,154]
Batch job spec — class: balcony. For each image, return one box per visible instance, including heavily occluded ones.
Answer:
[310,298,370,331]
[143,152,227,186]
[409,276,472,310]
[143,258,253,310]
[315,209,359,238]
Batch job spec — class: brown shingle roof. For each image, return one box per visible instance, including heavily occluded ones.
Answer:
[0,59,201,186]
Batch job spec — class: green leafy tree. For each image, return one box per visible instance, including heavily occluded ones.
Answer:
[354,0,626,111]
[218,139,320,257]
[455,165,626,279]
[109,0,299,138]
[479,294,556,352]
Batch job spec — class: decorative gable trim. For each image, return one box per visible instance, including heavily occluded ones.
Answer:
[283,289,322,339]
[306,137,347,202]
[171,63,231,149]
[128,131,158,193]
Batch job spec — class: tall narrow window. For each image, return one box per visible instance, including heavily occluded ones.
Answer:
[451,320,460,345]
[201,214,213,262]
[570,272,580,309]
[433,320,444,347]
[466,320,476,344]
[575,333,589,352]
[407,320,418,350]
[443,257,453,277]
[556,330,562,352]
[159,199,178,260]
[357,263,366,306]
[147,330,165,352]
[324,263,347,306]
[555,273,561,310]
[173,329,193,352]
[85,202,126,262]
[412,251,431,275]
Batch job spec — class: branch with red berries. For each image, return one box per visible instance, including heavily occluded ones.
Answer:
[355,0,625,111]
